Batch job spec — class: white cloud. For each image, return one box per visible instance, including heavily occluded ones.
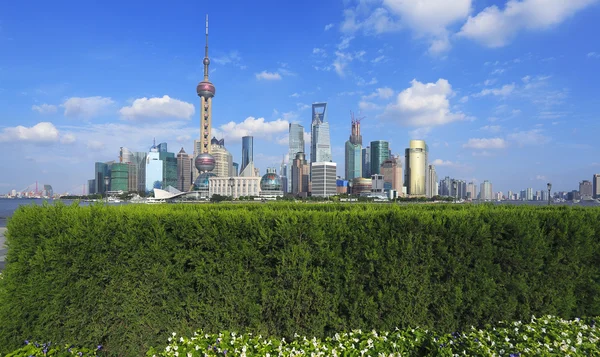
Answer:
[476,83,515,97]
[535,175,548,181]
[119,95,195,120]
[588,52,600,59]
[409,127,432,138]
[255,71,282,81]
[87,140,105,150]
[480,125,501,133]
[324,23,334,31]
[363,87,394,100]
[431,159,462,167]
[32,104,58,114]
[483,79,497,86]
[60,133,76,144]
[62,96,114,118]
[0,122,60,144]
[357,77,378,86]
[371,55,387,63]
[463,137,507,149]
[212,51,245,69]
[176,135,191,143]
[359,101,382,111]
[458,0,597,47]
[213,117,289,141]
[341,0,471,54]
[312,48,326,57]
[380,78,468,127]
[459,95,469,103]
[508,129,550,146]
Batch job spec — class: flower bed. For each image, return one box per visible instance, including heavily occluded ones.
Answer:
[148,316,600,356]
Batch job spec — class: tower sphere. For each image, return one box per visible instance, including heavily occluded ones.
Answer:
[260,172,282,192]
[203,58,210,65]
[195,153,216,172]
[197,81,215,99]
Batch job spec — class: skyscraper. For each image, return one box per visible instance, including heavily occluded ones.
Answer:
[405,140,428,197]
[241,136,254,175]
[580,180,593,199]
[157,142,168,153]
[177,148,192,192]
[211,139,234,177]
[291,152,310,195]
[311,162,337,197]
[288,123,305,191]
[362,146,371,178]
[370,141,389,176]
[193,15,217,181]
[110,163,129,192]
[310,103,331,163]
[480,180,493,201]
[467,182,477,201]
[380,156,402,192]
[94,162,110,194]
[146,144,163,192]
[345,113,363,181]
[426,164,437,198]
[593,174,600,199]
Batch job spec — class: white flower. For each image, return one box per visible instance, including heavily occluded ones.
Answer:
[172,332,177,337]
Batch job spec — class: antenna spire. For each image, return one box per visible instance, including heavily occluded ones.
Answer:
[203,14,210,80]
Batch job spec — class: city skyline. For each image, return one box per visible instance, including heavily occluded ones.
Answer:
[1,0,600,194]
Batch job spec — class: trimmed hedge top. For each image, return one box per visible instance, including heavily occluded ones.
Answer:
[1,203,599,356]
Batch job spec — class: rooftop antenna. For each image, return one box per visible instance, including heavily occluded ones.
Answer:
[203,14,210,80]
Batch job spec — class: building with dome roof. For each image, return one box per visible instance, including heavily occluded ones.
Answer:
[260,168,283,198]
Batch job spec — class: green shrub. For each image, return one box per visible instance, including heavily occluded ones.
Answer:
[1,203,599,356]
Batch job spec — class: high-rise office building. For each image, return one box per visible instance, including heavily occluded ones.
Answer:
[211,138,233,177]
[380,156,402,192]
[110,163,129,192]
[426,164,437,198]
[291,152,310,195]
[310,103,331,163]
[467,182,477,201]
[594,174,600,199]
[157,142,168,153]
[132,152,147,192]
[480,180,493,201]
[405,140,428,197]
[362,146,371,178]
[177,148,192,192]
[288,123,305,191]
[370,141,389,176]
[43,184,53,198]
[146,145,163,192]
[94,162,110,194]
[526,187,533,201]
[193,15,217,184]
[88,179,96,195]
[241,136,254,175]
[159,151,177,189]
[311,162,337,197]
[580,180,593,199]
[345,124,362,181]
[233,162,239,176]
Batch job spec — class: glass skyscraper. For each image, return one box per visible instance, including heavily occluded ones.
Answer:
[241,136,253,175]
[362,146,371,178]
[288,123,305,191]
[310,103,331,164]
[370,140,389,176]
[110,163,129,192]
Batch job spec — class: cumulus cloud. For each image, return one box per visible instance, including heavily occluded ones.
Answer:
[458,0,597,47]
[324,23,334,31]
[0,122,60,144]
[60,133,76,144]
[431,159,463,167]
[119,95,195,120]
[475,83,515,97]
[463,138,507,149]
[508,129,551,146]
[32,104,58,114]
[380,78,467,127]
[342,0,471,54]
[480,125,502,133]
[62,96,114,118]
[213,117,289,141]
[364,87,394,100]
[255,71,282,80]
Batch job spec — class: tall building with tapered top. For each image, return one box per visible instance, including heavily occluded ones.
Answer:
[193,15,216,186]
[345,112,363,181]
[241,136,254,175]
[310,103,331,164]
[288,123,305,191]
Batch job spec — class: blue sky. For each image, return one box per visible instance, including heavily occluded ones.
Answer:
[1,0,599,194]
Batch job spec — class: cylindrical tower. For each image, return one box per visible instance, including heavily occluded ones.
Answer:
[405,140,428,197]
[195,14,216,174]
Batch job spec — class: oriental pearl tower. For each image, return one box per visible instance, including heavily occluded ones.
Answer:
[194,15,216,175]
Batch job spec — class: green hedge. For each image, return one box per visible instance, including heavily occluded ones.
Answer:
[1,203,600,356]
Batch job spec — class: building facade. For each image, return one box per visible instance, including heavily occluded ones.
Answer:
[426,164,437,198]
[580,180,593,199]
[405,140,428,197]
[380,156,402,192]
[146,148,163,192]
[291,152,310,195]
[594,174,600,199]
[110,163,129,192]
[362,146,371,178]
[310,162,337,197]
[370,141,389,176]
[209,176,261,199]
[467,182,477,201]
[176,148,192,192]
[310,103,332,164]
[288,123,305,191]
[480,180,493,201]
[211,141,233,177]
[241,136,253,175]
